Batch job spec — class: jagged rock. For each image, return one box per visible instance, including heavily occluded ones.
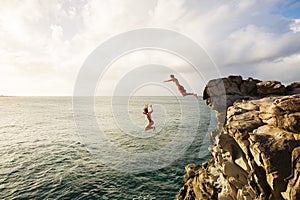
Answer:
[176,160,218,200]
[259,95,300,133]
[177,76,300,200]
[257,80,286,95]
[286,82,300,95]
[240,77,261,96]
[249,125,300,199]
[184,164,201,181]
[227,110,263,136]
[282,146,300,199]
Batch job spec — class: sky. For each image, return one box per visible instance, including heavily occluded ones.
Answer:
[0,0,300,96]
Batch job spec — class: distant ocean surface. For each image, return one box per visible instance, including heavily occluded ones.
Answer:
[0,96,216,200]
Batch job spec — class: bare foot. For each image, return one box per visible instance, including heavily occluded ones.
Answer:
[193,93,198,99]
[153,127,156,132]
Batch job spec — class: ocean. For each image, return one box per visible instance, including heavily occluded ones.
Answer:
[0,96,216,200]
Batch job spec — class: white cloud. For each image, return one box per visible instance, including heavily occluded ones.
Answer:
[290,18,300,33]
[0,0,299,95]
[216,24,300,65]
[68,6,77,19]
[253,53,300,84]
[51,24,64,41]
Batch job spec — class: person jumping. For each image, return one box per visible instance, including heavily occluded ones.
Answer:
[143,104,156,132]
[164,74,198,99]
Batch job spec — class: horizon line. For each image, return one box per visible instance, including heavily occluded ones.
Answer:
[0,95,203,97]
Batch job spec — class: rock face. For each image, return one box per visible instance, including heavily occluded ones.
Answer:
[176,76,300,200]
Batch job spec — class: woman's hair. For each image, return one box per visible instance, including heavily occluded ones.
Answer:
[143,104,148,114]
[143,108,148,114]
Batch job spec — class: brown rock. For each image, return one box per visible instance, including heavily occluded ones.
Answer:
[240,77,261,95]
[259,95,300,133]
[177,76,300,200]
[282,146,300,200]
[256,80,286,95]
[286,82,300,95]
[227,110,263,135]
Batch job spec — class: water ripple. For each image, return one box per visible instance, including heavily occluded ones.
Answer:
[0,97,214,199]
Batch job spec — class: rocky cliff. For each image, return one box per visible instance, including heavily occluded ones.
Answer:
[176,76,300,200]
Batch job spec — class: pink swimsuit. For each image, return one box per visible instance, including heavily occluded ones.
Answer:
[178,85,186,94]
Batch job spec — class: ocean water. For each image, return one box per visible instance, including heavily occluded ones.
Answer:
[0,96,216,200]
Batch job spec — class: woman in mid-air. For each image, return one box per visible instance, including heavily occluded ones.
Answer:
[164,74,198,99]
[143,104,156,132]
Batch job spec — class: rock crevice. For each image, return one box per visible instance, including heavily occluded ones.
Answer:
[176,76,300,200]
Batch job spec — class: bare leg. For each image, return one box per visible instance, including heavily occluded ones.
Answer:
[181,91,187,96]
[144,125,152,131]
[145,125,155,131]
[193,93,198,99]
[185,92,198,99]
[145,121,155,131]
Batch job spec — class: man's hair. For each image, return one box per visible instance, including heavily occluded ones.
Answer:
[170,74,174,78]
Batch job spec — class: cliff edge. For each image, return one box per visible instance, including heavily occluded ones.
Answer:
[176,76,300,200]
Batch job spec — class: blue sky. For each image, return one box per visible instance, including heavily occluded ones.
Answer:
[0,0,300,96]
[273,0,300,18]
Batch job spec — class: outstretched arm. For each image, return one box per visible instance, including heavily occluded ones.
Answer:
[164,79,172,82]
[148,105,153,113]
